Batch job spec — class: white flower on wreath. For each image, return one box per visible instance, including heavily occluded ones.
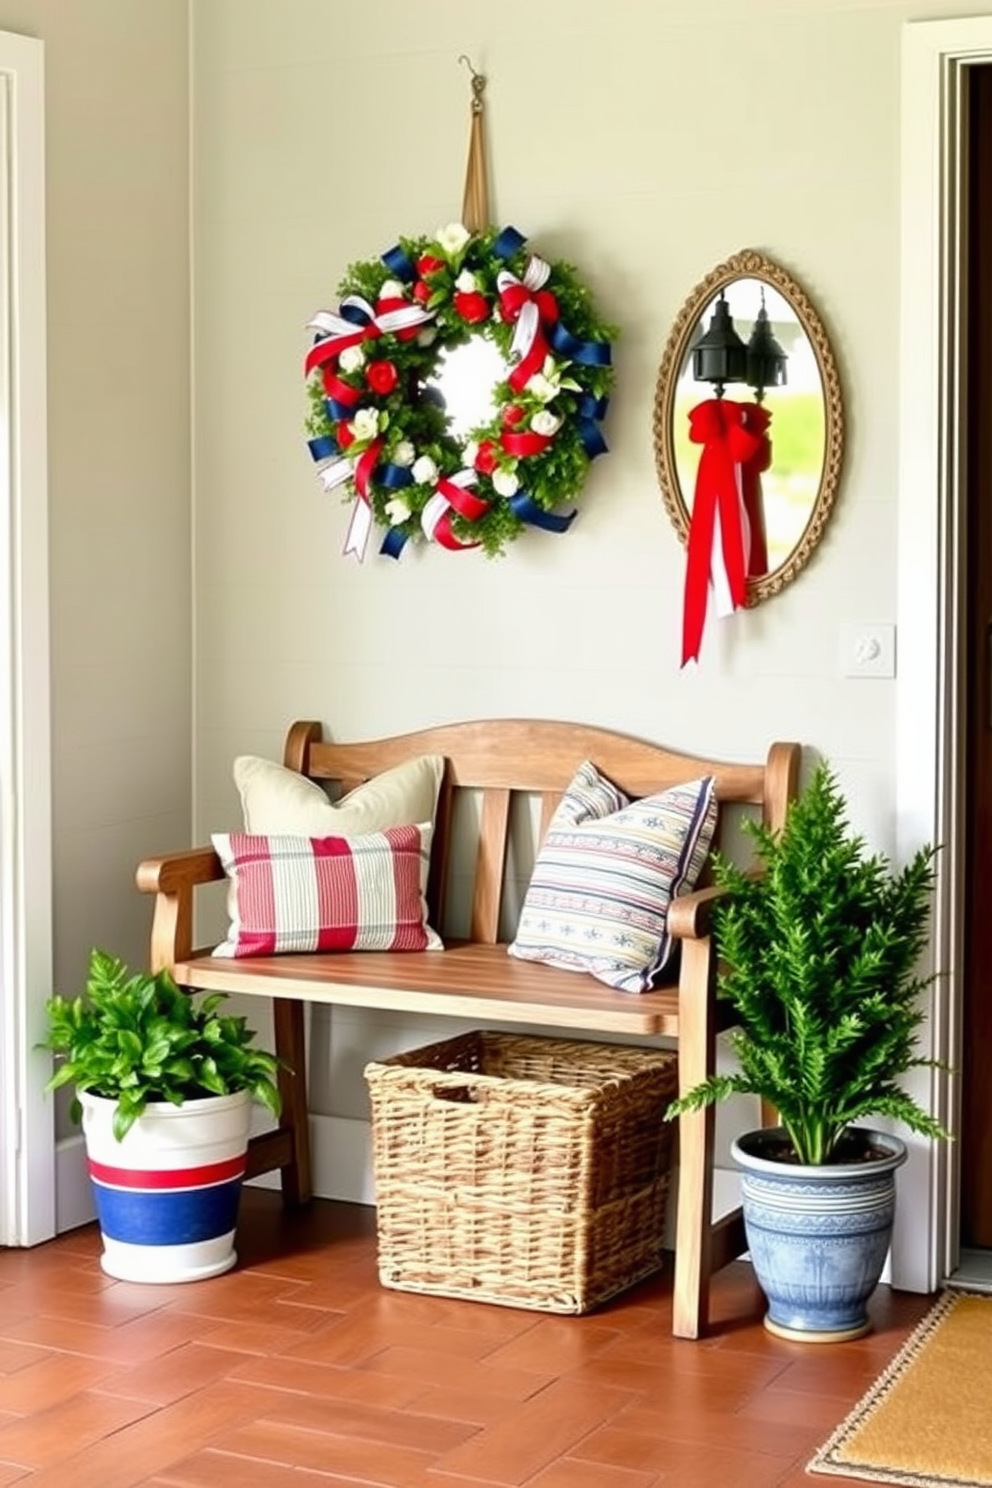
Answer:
[436,222,471,256]
[384,496,412,525]
[412,454,439,485]
[379,279,407,300]
[392,439,416,467]
[528,355,582,404]
[455,269,478,293]
[350,408,380,441]
[339,345,366,374]
[531,409,562,438]
[463,439,479,466]
[417,327,437,347]
[492,467,520,498]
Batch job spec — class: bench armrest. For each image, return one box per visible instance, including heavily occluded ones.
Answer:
[667,881,727,941]
[135,847,224,972]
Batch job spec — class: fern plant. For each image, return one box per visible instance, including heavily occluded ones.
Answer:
[667,762,950,1165]
[42,948,283,1141]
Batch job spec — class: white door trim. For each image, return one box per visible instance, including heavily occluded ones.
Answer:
[899,16,992,1290]
[0,30,53,1247]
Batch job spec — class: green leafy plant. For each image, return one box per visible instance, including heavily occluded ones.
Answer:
[666,762,951,1165]
[42,948,283,1141]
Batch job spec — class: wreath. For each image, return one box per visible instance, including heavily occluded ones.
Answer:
[304,223,616,559]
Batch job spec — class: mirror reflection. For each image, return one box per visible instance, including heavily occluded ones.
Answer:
[654,250,844,605]
[428,338,510,440]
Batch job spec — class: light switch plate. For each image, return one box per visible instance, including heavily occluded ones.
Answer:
[840,622,897,679]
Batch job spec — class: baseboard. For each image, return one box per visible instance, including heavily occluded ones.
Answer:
[246,1113,375,1205]
[55,1134,96,1232]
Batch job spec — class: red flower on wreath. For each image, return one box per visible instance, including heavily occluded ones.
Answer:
[453,290,490,324]
[474,441,498,475]
[502,404,526,427]
[413,254,445,305]
[366,360,399,396]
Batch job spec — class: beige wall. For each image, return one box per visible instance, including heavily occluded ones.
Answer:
[0,2,190,1000]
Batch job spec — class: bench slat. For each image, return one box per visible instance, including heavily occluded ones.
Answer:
[472,789,511,944]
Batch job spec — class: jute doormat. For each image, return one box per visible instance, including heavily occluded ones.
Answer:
[807,1291,992,1486]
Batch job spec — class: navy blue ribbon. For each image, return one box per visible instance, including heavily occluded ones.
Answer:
[324,395,359,422]
[576,393,610,459]
[379,464,414,490]
[493,225,527,261]
[381,244,417,282]
[509,492,577,534]
[380,527,408,559]
[578,422,609,460]
[308,435,339,463]
[340,300,374,329]
[579,393,610,422]
[549,320,612,368]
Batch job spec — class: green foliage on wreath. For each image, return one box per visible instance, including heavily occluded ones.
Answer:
[304,223,617,558]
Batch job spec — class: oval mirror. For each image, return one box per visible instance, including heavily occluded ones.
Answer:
[653,249,844,605]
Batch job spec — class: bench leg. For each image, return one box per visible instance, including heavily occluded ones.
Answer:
[673,936,717,1340]
[673,1102,715,1340]
[272,997,312,1206]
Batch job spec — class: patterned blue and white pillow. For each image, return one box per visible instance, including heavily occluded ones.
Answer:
[508,760,718,993]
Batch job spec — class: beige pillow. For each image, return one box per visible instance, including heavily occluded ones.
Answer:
[233,753,445,836]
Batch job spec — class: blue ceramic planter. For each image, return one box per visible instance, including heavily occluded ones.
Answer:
[731,1126,908,1343]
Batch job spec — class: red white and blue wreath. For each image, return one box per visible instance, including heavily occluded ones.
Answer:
[304,223,616,559]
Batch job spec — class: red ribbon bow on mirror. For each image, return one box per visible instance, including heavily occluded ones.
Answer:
[681,399,771,667]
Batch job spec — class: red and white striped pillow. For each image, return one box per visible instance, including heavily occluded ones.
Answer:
[211,824,442,957]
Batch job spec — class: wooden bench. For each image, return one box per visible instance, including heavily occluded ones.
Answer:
[136,718,800,1339]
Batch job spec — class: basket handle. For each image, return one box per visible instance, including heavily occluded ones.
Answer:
[430,1084,478,1103]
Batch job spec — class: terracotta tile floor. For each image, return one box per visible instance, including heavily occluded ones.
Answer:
[0,1190,933,1487]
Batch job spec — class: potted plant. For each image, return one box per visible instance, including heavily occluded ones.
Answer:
[667,761,950,1342]
[42,948,282,1284]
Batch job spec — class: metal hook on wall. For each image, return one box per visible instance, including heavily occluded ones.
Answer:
[458,53,486,113]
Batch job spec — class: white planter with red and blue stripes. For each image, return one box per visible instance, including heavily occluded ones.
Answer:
[81,1088,252,1283]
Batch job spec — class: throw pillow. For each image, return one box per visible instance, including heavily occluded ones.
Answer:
[211,824,443,957]
[508,760,718,993]
[233,753,445,836]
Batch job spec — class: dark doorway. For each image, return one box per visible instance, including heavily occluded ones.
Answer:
[961,62,992,1251]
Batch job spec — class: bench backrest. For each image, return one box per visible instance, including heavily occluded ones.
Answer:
[283,720,800,946]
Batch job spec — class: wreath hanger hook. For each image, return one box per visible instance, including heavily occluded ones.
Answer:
[458,53,486,112]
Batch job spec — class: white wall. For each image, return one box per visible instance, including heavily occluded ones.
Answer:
[0,1,191,1151]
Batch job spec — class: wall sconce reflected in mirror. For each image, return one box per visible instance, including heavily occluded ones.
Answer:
[691,292,747,396]
[692,285,789,401]
[746,290,788,400]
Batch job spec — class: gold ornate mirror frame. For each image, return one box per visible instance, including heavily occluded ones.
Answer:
[653,249,844,606]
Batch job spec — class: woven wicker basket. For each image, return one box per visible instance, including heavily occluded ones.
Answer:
[364,1030,678,1314]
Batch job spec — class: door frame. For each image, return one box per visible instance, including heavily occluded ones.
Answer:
[899,16,992,1289]
[0,31,53,1248]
